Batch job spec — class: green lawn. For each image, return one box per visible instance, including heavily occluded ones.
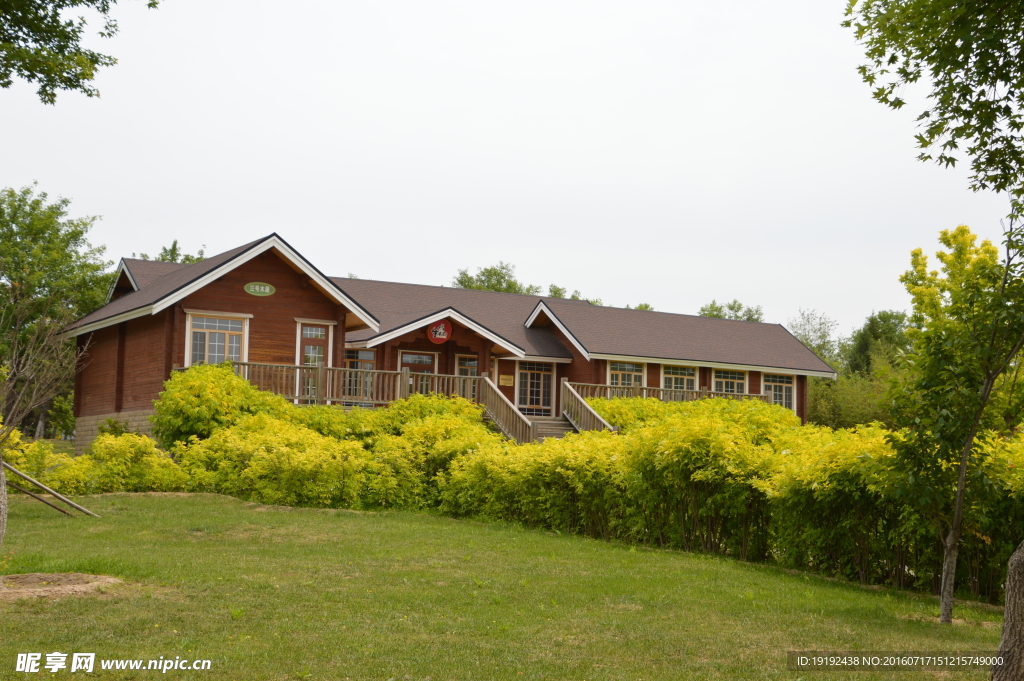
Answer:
[0,494,1003,680]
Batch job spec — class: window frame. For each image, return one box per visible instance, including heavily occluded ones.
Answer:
[294,319,336,368]
[515,360,556,416]
[184,310,251,367]
[399,350,438,373]
[661,364,697,392]
[762,373,796,411]
[608,361,646,388]
[713,369,747,394]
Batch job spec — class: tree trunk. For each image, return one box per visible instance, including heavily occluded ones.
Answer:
[940,528,962,622]
[34,405,47,440]
[0,459,7,549]
[993,539,1024,681]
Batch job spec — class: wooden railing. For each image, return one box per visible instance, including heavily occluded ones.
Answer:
[479,376,535,444]
[561,378,617,434]
[233,362,407,406]
[569,382,772,403]
[230,362,532,443]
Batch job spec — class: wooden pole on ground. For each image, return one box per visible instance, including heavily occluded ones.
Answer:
[1,462,99,517]
[4,480,73,517]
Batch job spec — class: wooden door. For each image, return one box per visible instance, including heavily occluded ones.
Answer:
[300,324,329,401]
[401,352,435,394]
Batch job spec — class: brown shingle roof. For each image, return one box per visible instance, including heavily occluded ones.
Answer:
[333,278,580,358]
[70,239,834,375]
[538,298,835,374]
[66,237,272,332]
[122,259,188,289]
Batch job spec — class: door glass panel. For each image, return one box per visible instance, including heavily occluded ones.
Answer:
[304,345,324,367]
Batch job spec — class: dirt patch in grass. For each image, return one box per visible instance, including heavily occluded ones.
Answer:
[0,573,121,601]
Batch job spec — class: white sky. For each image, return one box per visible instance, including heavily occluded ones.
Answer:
[0,0,1011,336]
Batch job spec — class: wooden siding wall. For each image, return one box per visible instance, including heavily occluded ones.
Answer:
[496,359,517,404]
[748,370,761,397]
[122,313,171,411]
[75,326,119,417]
[177,252,349,367]
[797,375,807,424]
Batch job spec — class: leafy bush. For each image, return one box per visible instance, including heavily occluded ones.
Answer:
[151,363,292,448]
[442,431,624,537]
[87,433,189,492]
[4,437,96,496]
[175,414,411,509]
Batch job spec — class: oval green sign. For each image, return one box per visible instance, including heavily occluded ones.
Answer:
[245,282,276,297]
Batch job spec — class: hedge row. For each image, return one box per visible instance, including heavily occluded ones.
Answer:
[5,364,1024,602]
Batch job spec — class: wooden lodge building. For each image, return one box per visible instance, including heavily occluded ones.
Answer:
[65,234,836,449]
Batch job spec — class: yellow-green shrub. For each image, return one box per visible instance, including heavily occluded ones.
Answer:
[4,437,97,495]
[441,431,624,537]
[175,414,418,509]
[87,433,190,492]
[616,409,780,557]
[151,363,293,448]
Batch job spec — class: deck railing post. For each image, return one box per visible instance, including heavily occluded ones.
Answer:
[400,367,410,399]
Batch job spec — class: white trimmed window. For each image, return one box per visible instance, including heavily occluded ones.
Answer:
[610,361,644,387]
[663,365,695,391]
[713,369,745,394]
[188,315,246,366]
[764,374,794,410]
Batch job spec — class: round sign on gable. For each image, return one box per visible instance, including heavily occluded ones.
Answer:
[245,282,276,297]
[427,319,452,344]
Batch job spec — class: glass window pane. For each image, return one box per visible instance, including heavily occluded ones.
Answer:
[402,353,433,365]
[302,326,326,339]
[304,345,324,366]
[458,356,478,368]
[228,335,241,361]
[191,330,205,364]
[208,332,226,364]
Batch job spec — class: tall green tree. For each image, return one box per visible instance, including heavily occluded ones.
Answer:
[846,310,911,375]
[0,185,112,547]
[845,0,1024,213]
[1,0,159,104]
[889,224,1024,624]
[698,299,764,322]
[0,184,111,326]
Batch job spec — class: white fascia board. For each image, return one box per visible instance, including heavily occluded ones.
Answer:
[364,308,526,357]
[344,341,370,348]
[60,305,155,339]
[520,355,573,364]
[524,301,590,360]
[150,237,380,332]
[588,352,837,380]
[103,260,138,304]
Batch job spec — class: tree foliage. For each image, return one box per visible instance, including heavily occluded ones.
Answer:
[890,224,1024,622]
[133,239,205,264]
[698,299,764,322]
[1,0,158,104]
[0,184,111,324]
[845,0,1024,212]
[453,261,541,295]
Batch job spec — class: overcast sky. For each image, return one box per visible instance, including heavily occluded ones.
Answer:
[1,0,1011,335]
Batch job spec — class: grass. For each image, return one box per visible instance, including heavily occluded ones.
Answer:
[0,494,1003,680]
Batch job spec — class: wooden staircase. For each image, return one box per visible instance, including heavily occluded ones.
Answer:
[529,417,577,441]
